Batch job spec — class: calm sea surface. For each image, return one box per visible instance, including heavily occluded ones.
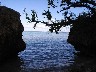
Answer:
[18,31,75,71]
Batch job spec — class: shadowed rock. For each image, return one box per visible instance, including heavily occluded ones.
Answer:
[68,13,96,57]
[0,6,26,62]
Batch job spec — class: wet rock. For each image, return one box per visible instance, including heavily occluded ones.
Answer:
[67,13,96,57]
[0,6,26,62]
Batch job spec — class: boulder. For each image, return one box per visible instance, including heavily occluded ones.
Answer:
[0,6,26,62]
[67,13,96,57]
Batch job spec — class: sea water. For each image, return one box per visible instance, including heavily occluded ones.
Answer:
[19,31,75,71]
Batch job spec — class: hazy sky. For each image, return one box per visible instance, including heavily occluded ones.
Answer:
[0,0,89,32]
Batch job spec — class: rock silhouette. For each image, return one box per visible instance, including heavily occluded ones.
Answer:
[68,13,96,57]
[0,6,26,62]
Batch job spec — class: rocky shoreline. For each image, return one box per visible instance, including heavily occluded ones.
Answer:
[0,6,26,63]
[68,12,96,57]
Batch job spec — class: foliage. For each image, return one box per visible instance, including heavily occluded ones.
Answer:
[24,0,96,33]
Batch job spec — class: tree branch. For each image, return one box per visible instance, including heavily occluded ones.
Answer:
[60,2,95,13]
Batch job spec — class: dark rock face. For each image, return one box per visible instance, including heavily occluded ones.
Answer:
[67,13,96,57]
[0,6,26,62]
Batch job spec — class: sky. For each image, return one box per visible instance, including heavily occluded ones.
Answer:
[0,0,89,32]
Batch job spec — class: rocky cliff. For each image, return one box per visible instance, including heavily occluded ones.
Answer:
[67,13,96,57]
[0,6,26,62]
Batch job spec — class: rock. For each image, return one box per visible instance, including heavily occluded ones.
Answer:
[0,6,26,62]
[67,13,96,57]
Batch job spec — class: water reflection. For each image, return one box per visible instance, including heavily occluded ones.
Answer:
[18,32,75,72]
[0,32,76,72]
[18,44,75,72]
[0,55,74,72]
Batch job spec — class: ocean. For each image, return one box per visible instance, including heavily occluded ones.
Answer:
[18,31,75,71]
